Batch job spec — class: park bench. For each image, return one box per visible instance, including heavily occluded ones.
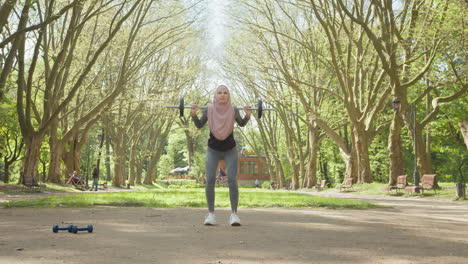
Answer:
[384,175,408,193]
[313,180,327,191]
[420,174,438,193]
[404,174,438,194]
[337,178,353,192]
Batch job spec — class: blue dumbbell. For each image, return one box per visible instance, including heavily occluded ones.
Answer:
[71,225,93,233]
[52,224,74,233]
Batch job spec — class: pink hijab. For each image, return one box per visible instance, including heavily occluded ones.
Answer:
[208,85,235,140]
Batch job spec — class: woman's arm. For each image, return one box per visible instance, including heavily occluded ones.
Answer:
[235,108,251,127]
[192,109,208,128]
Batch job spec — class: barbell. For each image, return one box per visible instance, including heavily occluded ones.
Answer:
[166,97,274,119]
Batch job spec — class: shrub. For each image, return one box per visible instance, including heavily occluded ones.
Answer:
[261,181,271,189]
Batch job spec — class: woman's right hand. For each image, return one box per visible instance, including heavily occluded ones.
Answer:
[191,104,199,117]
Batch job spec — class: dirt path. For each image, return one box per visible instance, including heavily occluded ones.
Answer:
[1,192,468,264]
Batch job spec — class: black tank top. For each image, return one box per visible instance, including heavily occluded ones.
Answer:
[208,132,236,151]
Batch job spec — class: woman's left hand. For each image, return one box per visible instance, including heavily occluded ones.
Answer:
[243,105,252,118]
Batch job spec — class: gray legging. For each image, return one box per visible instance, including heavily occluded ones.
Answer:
[205,146,239,213]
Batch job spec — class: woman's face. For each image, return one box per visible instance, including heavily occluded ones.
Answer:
[216,88,229,104]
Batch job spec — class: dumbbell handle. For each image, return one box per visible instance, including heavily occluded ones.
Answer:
[165,105,275,110]
[74,227,90,231]
[52,224,74,233]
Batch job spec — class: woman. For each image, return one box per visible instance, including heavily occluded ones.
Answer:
[191,85,251,226]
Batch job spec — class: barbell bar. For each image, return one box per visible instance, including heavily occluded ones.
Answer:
[166,97,275,119]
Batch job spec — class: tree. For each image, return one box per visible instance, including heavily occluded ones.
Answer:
[0,97,23,183]
[226,0,390,184]
[335,0,466,185]
[0,0,76,100]
[9,0,144,185]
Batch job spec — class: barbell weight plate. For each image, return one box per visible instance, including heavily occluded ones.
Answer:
[257,99,263,119]
[179,97,184,117]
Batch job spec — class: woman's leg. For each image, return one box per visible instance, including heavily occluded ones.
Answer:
[205,147,221,212]
[225,147,239,213]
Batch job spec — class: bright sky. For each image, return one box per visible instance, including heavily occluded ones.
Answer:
[203,0,229,88]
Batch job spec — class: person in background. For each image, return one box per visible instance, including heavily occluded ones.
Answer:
[91,164,99,191]
[218,168,227,177]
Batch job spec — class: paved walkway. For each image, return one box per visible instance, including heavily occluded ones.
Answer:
[299,190,468,223]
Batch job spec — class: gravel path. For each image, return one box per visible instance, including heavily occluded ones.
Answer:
[1,191,467,264]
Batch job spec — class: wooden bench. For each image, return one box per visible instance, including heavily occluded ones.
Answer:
[384,175,408,193]
[420,174,438,193]
[404,174,438,194]
[313,180,327,191]
[337,178,353,192]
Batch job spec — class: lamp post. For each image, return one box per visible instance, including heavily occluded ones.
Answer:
[392,99,420,189]
[85,140,90,188]
[97,132,104,170]
[411,102,420,188]
[96,130,105,187]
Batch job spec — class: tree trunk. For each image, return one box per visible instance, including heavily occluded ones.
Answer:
[145,153,157,184]
[459,118,468,149]
[304,131,320,188]
[128,144,136,185]
[136,157,144,185]
[456,183,466,199]
[105,136,112,182]
[112,128,125,187]
[3,158,11,183]
[48,137,64,183]
[20,133,43,185]
[0,0,18,35]
[425,93,433,172]
[143,121,172,184]
[184,130,195,167]
[144,143,166,184]
[353,124,372,183]
[39,158,47,182]
[272,156,285,188]
[413,125,433,176]
[319,151,329,181]
[340,148,358,182]
[63,148,81,178]
[284,130,299,189]
[297,148,306,189]
[388,114,405,185]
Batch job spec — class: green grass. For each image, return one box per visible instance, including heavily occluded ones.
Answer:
[3,188,378,209]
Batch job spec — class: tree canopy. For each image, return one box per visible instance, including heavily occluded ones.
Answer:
[1,0,466,188]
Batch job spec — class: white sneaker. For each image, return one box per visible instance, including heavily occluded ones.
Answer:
[204,213,216,225]
[229,213,241,226]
